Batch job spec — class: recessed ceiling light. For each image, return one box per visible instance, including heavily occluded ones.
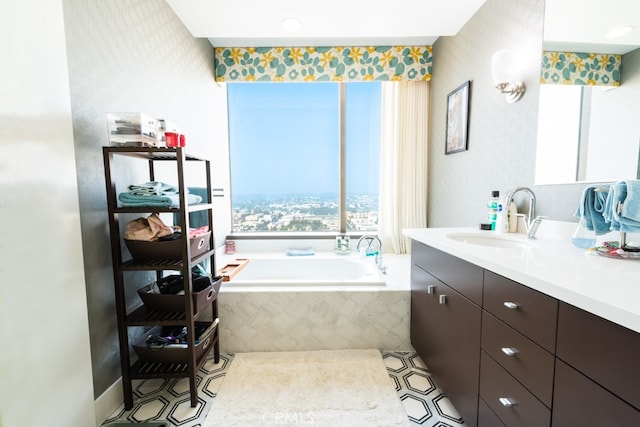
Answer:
[281,17,301,33]
[605,25,634,39]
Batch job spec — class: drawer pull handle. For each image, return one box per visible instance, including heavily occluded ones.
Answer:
[503,301,519,310]
[501,347,519,357]
[499,397,517,407]
[439,295,447,305]
[427,285,435,294]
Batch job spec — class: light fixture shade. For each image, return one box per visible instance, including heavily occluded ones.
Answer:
[492,48,526,103]
[492,49,518,85]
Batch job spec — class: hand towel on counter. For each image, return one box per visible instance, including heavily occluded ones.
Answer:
[605,180,640,233]
[621,180,640,222]
[575,185,610,235]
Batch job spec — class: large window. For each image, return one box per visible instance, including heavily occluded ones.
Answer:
[227,82,381,233]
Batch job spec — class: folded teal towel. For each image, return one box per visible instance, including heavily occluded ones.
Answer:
[286,248,315,256]
[173,187,210,228]
[119,192,202,208]
[575,185,610,235]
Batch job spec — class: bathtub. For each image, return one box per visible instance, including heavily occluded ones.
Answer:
[216,252,411,352]
[227,256,385,286]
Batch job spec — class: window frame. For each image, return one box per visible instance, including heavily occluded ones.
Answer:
[227,82,380,238]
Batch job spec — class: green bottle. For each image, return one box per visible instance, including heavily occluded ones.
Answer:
[487,190,500,230]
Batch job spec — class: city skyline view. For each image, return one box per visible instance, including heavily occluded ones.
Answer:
[227,82,381,232]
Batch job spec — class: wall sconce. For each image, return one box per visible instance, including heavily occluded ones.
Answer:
[492,49,526,103]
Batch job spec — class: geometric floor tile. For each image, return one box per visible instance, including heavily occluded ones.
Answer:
[103,351,464,427]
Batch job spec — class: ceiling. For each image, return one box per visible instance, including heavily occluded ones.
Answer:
[166,0,487,47]
[544,0,640,54]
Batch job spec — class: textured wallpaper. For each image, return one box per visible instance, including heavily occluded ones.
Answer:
[428,0,545,227]
[62,0,222,398]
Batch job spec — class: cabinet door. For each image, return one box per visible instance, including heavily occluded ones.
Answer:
[553,360,640,426]
[410,263,445,362]
[411,263,481,427]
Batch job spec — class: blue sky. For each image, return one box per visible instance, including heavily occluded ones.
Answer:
[227,82,381,198]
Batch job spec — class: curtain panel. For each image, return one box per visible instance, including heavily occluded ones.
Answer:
[379,81,429,254]
[541,51,621,86]
[214,46,432,82]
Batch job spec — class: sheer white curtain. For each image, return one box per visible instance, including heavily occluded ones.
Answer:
[378,81,429,254]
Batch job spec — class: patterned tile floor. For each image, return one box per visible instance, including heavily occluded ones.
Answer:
[103,351,464,427]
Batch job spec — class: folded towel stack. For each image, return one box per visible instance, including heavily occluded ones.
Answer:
[577,180,640,234]
[119,181,202,208]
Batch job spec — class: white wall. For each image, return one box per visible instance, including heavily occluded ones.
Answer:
[0,1,95,426]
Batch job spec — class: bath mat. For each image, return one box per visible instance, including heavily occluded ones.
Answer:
[203,349,409,426]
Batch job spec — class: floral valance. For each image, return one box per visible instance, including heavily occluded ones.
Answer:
[214,46,432,82]
[541,51,621,86]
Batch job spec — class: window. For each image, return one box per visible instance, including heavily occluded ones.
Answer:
[227,82,381,233]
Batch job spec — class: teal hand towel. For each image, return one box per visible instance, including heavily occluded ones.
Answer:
[575,185,610,235]
[118,191,202,208]
[621,180,640,222]
[606,180,640,233]
[285,248,315,256]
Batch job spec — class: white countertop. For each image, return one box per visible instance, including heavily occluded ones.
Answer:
[403,224,640,334]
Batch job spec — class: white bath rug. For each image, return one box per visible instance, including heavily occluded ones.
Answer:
[203,349,409,427]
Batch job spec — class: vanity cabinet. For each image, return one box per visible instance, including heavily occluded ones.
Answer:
[411,241,482,427]
[410,239,640,426]
[553,302,640,425]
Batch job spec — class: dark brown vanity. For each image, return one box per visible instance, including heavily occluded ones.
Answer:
[410,239,640,426]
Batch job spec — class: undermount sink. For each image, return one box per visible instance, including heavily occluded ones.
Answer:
[446,232,533,249]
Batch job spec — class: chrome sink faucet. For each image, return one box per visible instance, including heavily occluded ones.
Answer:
[504,187,543,239]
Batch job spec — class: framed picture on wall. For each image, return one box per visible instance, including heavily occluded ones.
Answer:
[445,80,471,155]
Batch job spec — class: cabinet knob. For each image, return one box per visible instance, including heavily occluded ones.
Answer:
[439,295,447,305]
[427,285,435,294]
[499,397,517,407]
[501,347,519,357]
[503,301,519,310]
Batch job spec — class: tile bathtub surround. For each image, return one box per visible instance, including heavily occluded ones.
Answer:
[218,289,411,352]
[103,351,464,427]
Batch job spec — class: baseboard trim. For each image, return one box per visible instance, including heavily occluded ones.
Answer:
[95,378,123,426]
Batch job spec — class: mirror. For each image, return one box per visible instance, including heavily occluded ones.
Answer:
[535,0,640,184]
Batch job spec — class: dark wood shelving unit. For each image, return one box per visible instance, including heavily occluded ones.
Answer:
[102,146,220,410]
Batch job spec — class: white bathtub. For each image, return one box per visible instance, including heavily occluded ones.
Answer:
[227,256,385,286]
[217,252,411,352]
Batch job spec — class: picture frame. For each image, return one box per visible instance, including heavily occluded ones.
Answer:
[445,80,471,155]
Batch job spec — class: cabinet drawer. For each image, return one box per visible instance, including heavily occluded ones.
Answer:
[411,240,483,305]
[557,302,640,410]
[478,397,505,427]
[481,311,554,407]
[552,359,640,426]
[479,351,551,427]
[483,270,557,352]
